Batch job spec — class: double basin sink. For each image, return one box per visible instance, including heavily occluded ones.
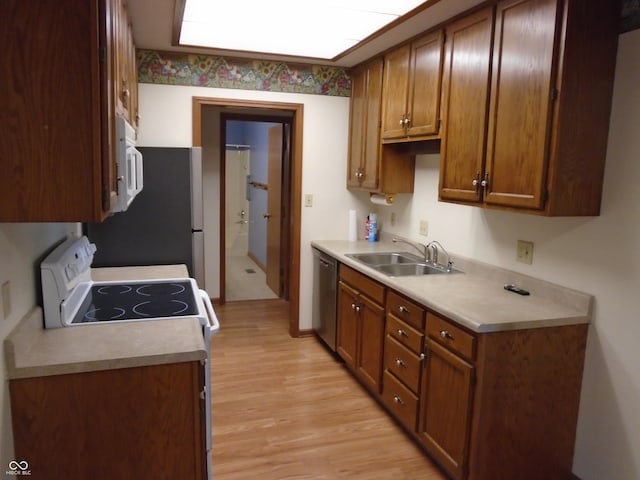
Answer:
[345,252,462,277]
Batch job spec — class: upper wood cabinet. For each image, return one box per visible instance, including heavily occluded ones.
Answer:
[381,30,444,143]
[438,7,495,204]
[348,59,384,190]
[439,0,619,216]
[347,58,415,194]
[114,0,139,128]
[0,0,138,222]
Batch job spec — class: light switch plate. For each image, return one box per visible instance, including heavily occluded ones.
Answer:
[304,194,313,207]
[516,240,534,265]
[1,281,10,320]
[419,220,428,236]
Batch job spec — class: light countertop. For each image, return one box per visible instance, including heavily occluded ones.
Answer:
[5,264,206,380]
[312,240,592,333]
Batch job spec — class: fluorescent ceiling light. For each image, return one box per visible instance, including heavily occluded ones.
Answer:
[180,0,427,59]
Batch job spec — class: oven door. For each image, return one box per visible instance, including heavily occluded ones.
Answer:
[200,290,219,478]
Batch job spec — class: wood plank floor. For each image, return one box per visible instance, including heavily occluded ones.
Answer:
[211,299,447,480]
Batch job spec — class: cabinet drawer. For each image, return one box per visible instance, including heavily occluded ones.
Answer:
[386,290,425,330]
[384,336,422,394]
[427,313,476,361]
[382,370,419,432]
[339,264,385,305]
[387,314,424,354]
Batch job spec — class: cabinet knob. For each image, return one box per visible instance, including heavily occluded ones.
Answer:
[393,394,405,405]
[440,329,454,340]
[480,172,489,188]
[397,328,408,337]
[399,305,409,314]
[395,358,406,368]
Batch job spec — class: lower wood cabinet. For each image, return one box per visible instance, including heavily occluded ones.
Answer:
[10,361,206,480]
[418,331,475,480]
[335,263,588,480]
[336,265,385,393]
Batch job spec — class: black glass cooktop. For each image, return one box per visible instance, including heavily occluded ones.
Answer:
[71,281,198,324]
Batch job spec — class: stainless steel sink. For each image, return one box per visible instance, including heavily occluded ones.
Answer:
[374,263,461,277]
[345,251,462,276]
[345,252,423,266]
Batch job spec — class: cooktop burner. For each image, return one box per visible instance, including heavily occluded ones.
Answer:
[71,281,198,324]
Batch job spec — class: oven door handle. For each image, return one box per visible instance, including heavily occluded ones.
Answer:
[199,289,220,333]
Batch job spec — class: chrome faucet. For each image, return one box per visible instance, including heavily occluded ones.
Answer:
[391,238,429,263]
[427,240,454,272]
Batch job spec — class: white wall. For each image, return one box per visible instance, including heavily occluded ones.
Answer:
[136,84,371,317]
[0,223,73,470]
[374,30,640,480]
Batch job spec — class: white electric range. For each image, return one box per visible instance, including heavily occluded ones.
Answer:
[40,235,218,478]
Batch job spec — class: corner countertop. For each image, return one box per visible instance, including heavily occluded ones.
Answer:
[5,264,206,380]
[312,240,592,333]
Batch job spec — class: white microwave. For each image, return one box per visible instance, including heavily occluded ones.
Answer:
[113,116,143,213]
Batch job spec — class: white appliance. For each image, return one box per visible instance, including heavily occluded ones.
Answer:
[86,147,204,287]
[40,235,218,477]
[112,116,143,213]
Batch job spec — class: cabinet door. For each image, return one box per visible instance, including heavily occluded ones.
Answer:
[439,8,494,204]
[381,44,411,140]
[347,64,367,187]
[484,0,559,210]
[418,340,474,480]
[0,0,114,221]
[356,293,385,393]
[336,281,359,368]
[347,59,383,190]
[406,30,444,138]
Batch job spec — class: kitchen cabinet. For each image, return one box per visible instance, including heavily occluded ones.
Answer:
[336,264,385,393]
[381,30,444,143]
[0,0,138,222]
[439,0,619,216]
[331,257,588,480]
[114,0,139,128]
[10,361,207,479]
[381,291,426,432]
[418,313,475,480]
[347,58,415,193]
[438,7,495,204]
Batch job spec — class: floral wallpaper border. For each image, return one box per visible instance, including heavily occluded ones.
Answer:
[137,50,351,97]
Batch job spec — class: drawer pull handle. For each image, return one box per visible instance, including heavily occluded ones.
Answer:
[397,328,408,337]
[351,303,357,311]
[395,358,406,368]
[393,394,405,405]
[440,329,454,340]
[399,305,409,314]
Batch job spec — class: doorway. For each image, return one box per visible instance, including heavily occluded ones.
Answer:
[223,118,289,301]
[192,97,303,338]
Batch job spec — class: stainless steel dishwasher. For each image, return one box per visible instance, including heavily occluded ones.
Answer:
[312,247,337,351]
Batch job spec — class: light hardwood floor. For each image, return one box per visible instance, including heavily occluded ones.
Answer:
[211,299,446,480]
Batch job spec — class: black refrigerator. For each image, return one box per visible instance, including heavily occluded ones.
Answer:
[85,147,204,286]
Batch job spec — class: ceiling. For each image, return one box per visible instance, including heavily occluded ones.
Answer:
[127,0,486,68]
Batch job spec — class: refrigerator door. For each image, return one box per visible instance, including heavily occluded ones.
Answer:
[192,230,205,287]
[86,147,196,277]
[190,147,203,231]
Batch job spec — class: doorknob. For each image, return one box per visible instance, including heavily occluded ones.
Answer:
[263,214,271,219]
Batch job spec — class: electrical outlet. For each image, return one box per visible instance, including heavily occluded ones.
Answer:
[419,220,428,236]
[390,212,396,226]
[2,281,10,320]
[304,194,313,207]
[516,240,534,265]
